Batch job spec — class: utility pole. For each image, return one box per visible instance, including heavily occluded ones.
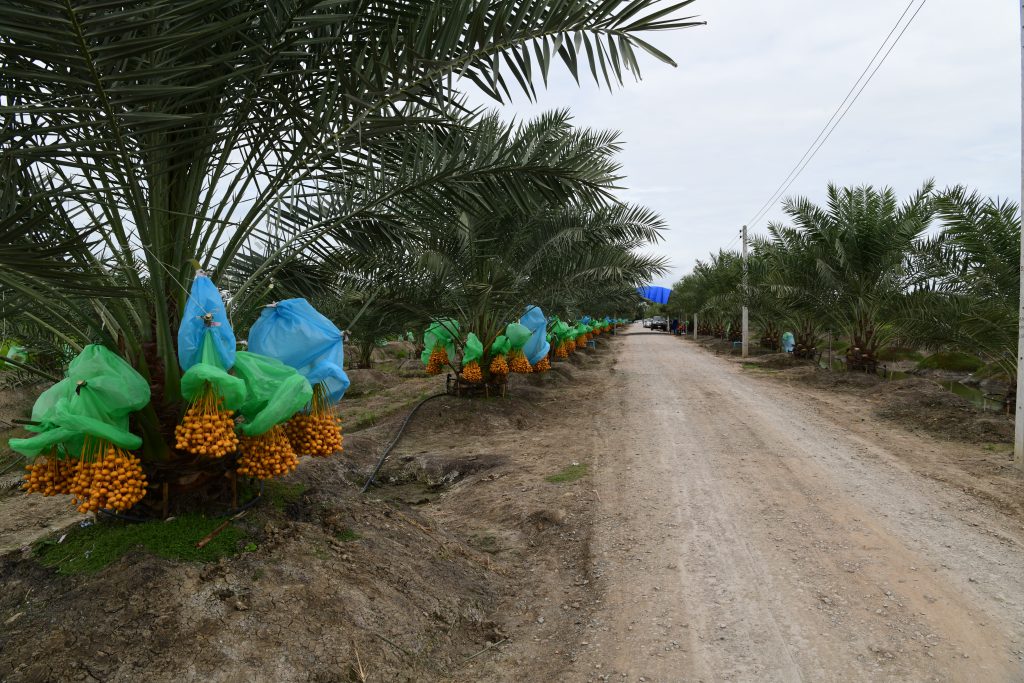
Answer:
[741,225,749,358]
[1016,0,1024,469]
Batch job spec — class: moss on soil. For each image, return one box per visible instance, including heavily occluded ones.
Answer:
[742,362,780,373]
[546,463,588,484]
[918,351,985,373]
[34,514,247,575]
[262,480,306,511]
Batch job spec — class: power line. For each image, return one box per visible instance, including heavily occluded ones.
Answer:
[722,228,742,253]
[745,0,929,230]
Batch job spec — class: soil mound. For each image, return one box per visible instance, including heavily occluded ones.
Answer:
[876,379,1012,444]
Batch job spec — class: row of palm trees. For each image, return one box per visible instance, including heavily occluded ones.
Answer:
[668,182,1020,379]
[0,0,701,460]
[305,111,669,367]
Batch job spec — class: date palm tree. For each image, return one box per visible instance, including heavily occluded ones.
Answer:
[765,182,934,355]
[1,0,702,457]
[901,187,1020,379]
[321,111,668,359]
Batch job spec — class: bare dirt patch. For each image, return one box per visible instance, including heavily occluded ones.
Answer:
[875,378,1013,444]
[747,361,1014,446]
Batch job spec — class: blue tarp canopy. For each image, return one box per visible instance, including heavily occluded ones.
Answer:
[637,286,671,304]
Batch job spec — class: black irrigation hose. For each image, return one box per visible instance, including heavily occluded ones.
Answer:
[361,392,448,493]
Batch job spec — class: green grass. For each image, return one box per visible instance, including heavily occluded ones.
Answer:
[918,351,985,373]
[262,480,306,511]
[546,463,589,484]
[347,409,381,431]
[876,347,924,362]
[741,362,778,373]
[334,528,361,542]
[34,514,247,575]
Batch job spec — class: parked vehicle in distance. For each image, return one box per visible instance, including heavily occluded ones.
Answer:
[642,318,651,328]
[650,316,668,331]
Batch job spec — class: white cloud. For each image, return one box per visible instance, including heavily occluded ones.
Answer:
[465,0,1020,287]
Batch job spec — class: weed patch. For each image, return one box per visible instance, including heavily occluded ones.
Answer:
[742,363,778,373]
[262,481,306,511]
[34,514,247,575]
[546,463,588,484]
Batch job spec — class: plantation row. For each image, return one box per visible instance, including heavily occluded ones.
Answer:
[16,265,620,515]
[0,1,690,516]
[661,183,1019,383]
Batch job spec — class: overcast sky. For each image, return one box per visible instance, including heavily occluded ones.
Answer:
[467,0,1020,288]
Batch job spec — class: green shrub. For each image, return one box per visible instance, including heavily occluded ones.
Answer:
[917,351,985,373]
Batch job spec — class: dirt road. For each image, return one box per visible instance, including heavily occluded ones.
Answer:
[568,330,1024,682]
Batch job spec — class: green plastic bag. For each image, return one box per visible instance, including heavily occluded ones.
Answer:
[180,330,247,410]
[4,344,27,364]
[490,335,511,357]
[10,345,150,458]
[505,322,531,350]
[552,320,571,342]
[421,319,459,366]
[462,333,484,365]
[233,351,313,436]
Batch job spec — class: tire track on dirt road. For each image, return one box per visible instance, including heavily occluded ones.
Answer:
[568,330,1024,682]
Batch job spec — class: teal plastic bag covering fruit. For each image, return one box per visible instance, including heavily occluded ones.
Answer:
[462,333,484,365]
[420,319,459,365]
[551,319,572,342]
[233,351,313,436]
[10,345,150,458]
[489,334,511,356]
[249,298,351,403]
[504,322,531,350]
[178,272,235,371]
[2,344,27,366]
[519,305,550,365]
[180,330,247,409]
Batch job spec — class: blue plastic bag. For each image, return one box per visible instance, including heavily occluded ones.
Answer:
[782,331,795,353]
[248,298,350,403]
[178,273,235,371]
[520,305,551,366]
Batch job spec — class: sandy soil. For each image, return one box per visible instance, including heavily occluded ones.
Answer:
[4,331,1024,682]
[553,330,1024,682]
[0,345,613,683]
